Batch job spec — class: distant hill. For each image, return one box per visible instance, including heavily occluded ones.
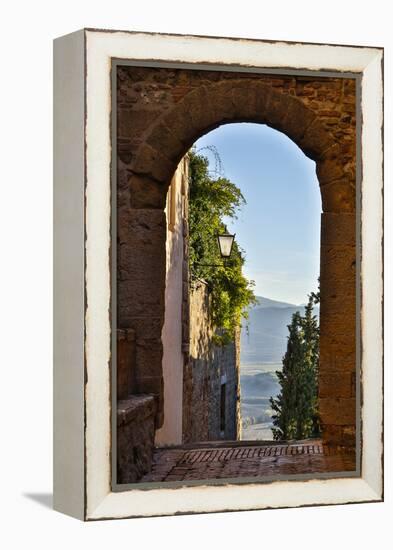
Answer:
[253,296,297,309]
[241,296,319,364]
[240,295,319,439]
[241,371,279,397]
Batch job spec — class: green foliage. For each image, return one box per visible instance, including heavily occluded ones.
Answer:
[269,288,320,440]
[188,150,256,345]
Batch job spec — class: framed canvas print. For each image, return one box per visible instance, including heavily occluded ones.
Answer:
[53,29,383,520]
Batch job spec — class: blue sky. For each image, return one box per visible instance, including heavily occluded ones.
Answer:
[194,123,321,306]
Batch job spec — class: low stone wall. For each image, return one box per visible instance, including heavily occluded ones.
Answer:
[117,394,157,484]
[116,328,158,484]
[183,280,241,443]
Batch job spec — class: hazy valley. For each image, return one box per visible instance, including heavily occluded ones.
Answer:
[240,296,318,440]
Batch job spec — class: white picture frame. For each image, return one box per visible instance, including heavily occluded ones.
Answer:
[53,28,383,520]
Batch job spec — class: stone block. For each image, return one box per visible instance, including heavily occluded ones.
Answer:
[321,213,356,246]
[319,372,353,399]
[343,79,356,93]
[280,95,317,143]
[319,342,356,374]
[118,243,166,281]
[316,154,347,186]
[323,345,356,374]
[127,173,167,209]
[320,244,356,293]
[342,101,356,114]
[299,118,336,160]
[319,302,356,351]
[230,81,262,120]
[321,424,342,445]
[132,143,177,184]
[119,206,166,239]
[319,397,356,425]
[117,140,134,165]
[117,209,167,289]
[351,372,357,397]
[321,179,356,213]
[259,89,289,133]
[136,375,163,397]
[117,328,136,399]
[322,424,356,448]
[146,122,186,163]
[135,338,163,379]
[117,394,156,425]
[320,289,356,321]
[117,108,159,139]
[208,81,246,123]
[117,394,157,483]
[120,317,163,341]
[161,108,201,149]
[319,109,342,118]
[171,84,193,102]
[118,279,165,319]
[165,87,217,143]
[341,425,356,446]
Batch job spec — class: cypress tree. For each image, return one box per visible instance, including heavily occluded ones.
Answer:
[269,290,320,441]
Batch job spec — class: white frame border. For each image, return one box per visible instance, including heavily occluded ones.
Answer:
[82,30,383,520]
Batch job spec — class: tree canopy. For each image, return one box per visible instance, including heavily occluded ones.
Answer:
[188,149,256,344]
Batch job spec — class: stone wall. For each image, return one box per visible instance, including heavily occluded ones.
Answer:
[116,328,157,484]
[209,327,241,441]
[117,328,137,398]
[182,280,241,443]
[117,65,357,447]
[117,395,157,484]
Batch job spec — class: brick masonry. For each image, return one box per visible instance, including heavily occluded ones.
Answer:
[117,66,357,447]
[141,441,356,482]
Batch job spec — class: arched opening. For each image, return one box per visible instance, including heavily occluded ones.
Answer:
[185,122,322,443]
[116,66,357,483]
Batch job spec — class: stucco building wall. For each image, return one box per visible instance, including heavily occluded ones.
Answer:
[157,157,240,446]
[155,159,188,446]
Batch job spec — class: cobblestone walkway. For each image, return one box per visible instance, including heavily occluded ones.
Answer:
[141,440,356,482]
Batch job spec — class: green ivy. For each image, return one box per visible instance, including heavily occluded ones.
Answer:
[188,150,256,345]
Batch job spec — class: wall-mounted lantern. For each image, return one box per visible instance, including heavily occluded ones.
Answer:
[217,233,235,259]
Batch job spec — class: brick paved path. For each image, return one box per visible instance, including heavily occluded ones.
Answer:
[141,440,356,482]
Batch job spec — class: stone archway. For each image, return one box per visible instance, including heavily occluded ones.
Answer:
[117,68,356,448]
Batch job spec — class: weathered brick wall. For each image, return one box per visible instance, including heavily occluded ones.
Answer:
[183,280,241,443]
[117,66,356,447]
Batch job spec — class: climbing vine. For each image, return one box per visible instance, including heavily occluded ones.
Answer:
[188,149,256,345]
